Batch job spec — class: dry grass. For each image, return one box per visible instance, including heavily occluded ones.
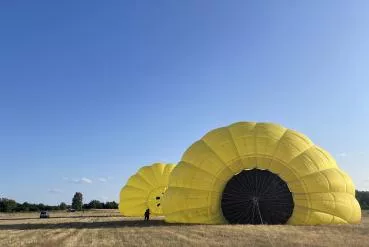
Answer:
[0,210,368,247]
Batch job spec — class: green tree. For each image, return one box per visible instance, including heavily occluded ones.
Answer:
[22,202,30,211]
[0,198,17,212]
[88,200,102,209]
[356,190,369,210]
[104,201,118,209]
[15,202,30,212]
[72,192,83,211]
[38,203,45,211]
[59,202,67,210]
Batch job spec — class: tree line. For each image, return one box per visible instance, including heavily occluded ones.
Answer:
[2,190,369,213]
[0,192,118,213]
[356,190,369,210]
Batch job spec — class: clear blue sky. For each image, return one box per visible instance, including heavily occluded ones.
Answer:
[1,1,369,205]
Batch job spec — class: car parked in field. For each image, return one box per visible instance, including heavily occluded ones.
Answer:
[39,211,49,218]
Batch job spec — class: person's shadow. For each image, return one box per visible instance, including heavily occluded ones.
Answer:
[0,218,186,230]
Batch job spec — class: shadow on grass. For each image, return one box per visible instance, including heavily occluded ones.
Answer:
[0,215,122,221]
[0,219,187,230]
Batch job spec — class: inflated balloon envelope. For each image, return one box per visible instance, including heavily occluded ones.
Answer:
[162,122,361,225]
[119,163,175,216]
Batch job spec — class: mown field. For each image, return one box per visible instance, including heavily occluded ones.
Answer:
[0,209,369,247]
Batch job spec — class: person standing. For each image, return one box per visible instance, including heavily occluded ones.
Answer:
[144,208,150,221]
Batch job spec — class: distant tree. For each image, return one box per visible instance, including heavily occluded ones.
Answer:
[28,203,39,212]
[59,202,67,210]
[22,202,30,211]
[356,190,369,210]
[0,198,17,212]
[38,203,46,211]
[104,201,118,209]
[14,202,29,212]
[72,192,83,211]
[88,200,103,209]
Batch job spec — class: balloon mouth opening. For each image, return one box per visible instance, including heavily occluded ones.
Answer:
[221,168,294,225]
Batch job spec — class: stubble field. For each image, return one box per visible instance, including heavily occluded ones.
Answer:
[0,209,368,247]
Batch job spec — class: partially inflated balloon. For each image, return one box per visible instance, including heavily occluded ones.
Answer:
[119,163,175,216]
[163,122,361,225]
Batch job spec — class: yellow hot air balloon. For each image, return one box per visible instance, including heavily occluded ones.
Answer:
[119,163,175,216]
[163,122,361,225]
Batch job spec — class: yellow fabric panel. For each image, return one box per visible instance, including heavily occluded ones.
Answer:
[163,188,211,214]
[305,211,336,225]
[163,164,176,183]
[279,147,322,182]
[151,163,166,186]
[137,166,159,188]
[165,207,212,224]
[119,202,147,218]
[208,191,222,215]
[227,157,257,173]
[292,193,311,209]
[227,122,258,157]
[201,127,240,164]
[163,122,361,225]
[320,169,349,192]
[287,206,310,225]
[119,163,175,217]
[269,130,314,171]
[120,198,146,207]
[349,198,362,223]
[126,174,152,192]
[168,162,224,191]
[120,186,147,199]
[288,168,350,194]
[163,187,216,224]
[306,193,353,222]
[181,141,231,179]
[332,216,350,224]
[229,122,285,158]
[305,146,338,171]
[341,171,356,195]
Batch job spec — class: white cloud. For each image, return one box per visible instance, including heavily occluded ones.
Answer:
[48,189,63,194]
[64,177,93,184]
[78,177,92,184]
[337,152,348,157]
[335,151,369,160]
[63,175,114,184]
[97,176,113,183]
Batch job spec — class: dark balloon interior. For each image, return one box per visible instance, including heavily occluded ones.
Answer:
[221,169,294,225]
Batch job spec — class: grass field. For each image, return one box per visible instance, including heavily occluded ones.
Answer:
[1,210,368,247]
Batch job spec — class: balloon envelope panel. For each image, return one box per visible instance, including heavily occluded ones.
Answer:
[119,163,175,216]
[162,122,361,225]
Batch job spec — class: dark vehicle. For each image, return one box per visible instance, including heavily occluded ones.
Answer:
[67,208,76,212]
[39,211,49,218]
